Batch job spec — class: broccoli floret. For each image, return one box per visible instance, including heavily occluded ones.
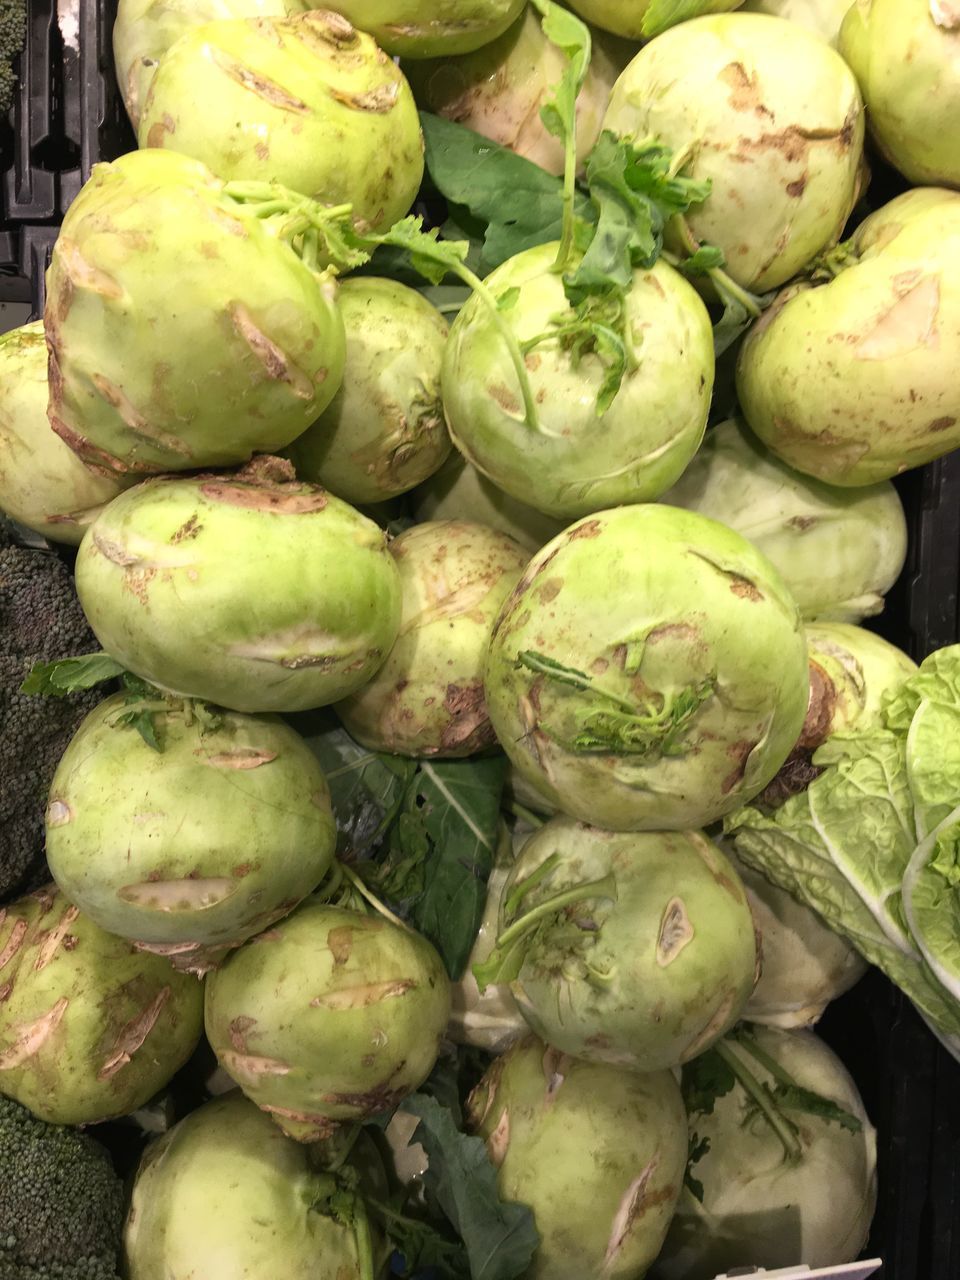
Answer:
[0,522,102,902]
[0,1094,124,1280]
[0,0,26,116]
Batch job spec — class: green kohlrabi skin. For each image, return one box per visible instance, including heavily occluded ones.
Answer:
[204,902,451,1140]
[123,1092,372,1279]
[139,13,425,233]
[483,504,809,831]
[660,418,908,623]
[442,242,715,520]
[0,322,132,545]
[286,278,451,504]
[741,0,851,45]
[840,0,960,188]
[411,451,567,555]
[732,845,869,1028]
[654,1027,878,1279]
[736,187,960,485]
[0,887,203,1126]
[567,0,744,40]
[74,460,402,713]
[497,818,759,1071]
[602,13,865,292]
[336,520,529,757]
[45,693,337,973]
[467,1036,688,1280]
[112,0,311,129]
[403,8,637,178]
[44,148,346,477]
[323,0,526,57]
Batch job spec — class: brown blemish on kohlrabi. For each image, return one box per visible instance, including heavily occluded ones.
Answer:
[200,456,329,512]
[719,61,774,120]
[441,682,496,752]
[96,987,172,1080]
[171,514,202,542]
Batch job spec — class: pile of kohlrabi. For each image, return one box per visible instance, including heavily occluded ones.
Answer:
[4,0,960,1276]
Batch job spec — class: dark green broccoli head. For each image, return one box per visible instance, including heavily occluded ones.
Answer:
[0,0,26,116]
[0,1093,123,1279]
[0,522,103,902]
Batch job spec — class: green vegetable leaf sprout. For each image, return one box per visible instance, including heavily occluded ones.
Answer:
[516,650,715,758]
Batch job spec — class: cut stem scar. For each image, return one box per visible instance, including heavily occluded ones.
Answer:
[495,871,617,951]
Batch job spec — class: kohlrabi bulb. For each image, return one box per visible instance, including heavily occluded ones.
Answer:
[602,13,865,291]
[139,13,424,231]
[468,1036,688,1280]
[660,418,908,623]
[737,188,960,485]
[483,504,809,831]
[840,0,960,188]
[74,459,402,713]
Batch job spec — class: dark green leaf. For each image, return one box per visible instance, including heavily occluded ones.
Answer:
[20,652,126,696]
[387,1215,468,1280]
[684,1133,711,1203]
[394,757,508,979]
[399,1094,539,1280]
[420,113,592,272]
[293,712,416,858]
[681,1048,737,1118]
[296,718,507,980]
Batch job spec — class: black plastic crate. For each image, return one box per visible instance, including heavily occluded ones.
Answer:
[7,4,960,1279]
[5,0,133,224]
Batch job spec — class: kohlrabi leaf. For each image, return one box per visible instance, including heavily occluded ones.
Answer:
[388,757,509,980]
[472,926,538,992]
[385,1215,467,1280]
[373,215,470,287]
[398,1094,540,1280]
[297,715,506,980]
[20,651,127,695]
[732,1026,863,1135]
[572,133,713,287]
[681,1047,737,1118]
[420,112,590,273]
[684,1134,710,1203]
[293,711,417,858]
[769,1081,864,1134]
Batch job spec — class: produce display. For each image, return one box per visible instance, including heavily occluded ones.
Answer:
[5,0,960,1277]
